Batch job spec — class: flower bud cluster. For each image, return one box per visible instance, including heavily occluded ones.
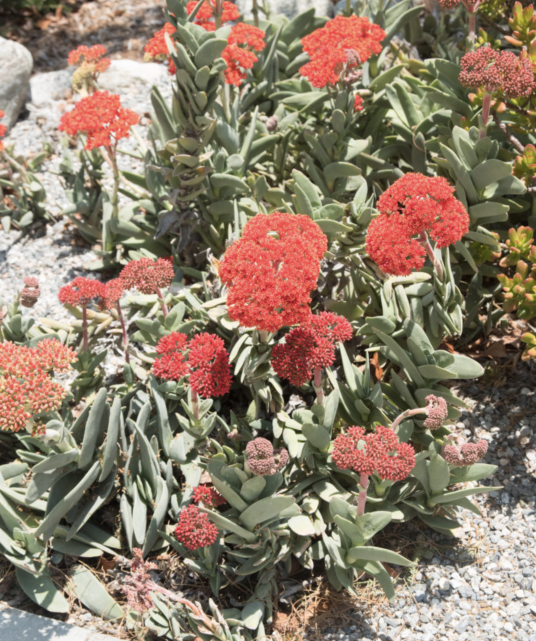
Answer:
[174,505,219,550]
[20,276,41,309]
[245,437,289,476]
[443,439,488,466]
[332,425,416,481]
[423,395,449,430]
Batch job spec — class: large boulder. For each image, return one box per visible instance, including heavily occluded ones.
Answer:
[0,37,33,129]
[98,59,170,92]
[234,0,333,19]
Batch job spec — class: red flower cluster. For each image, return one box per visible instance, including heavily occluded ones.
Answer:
[443,439,488,467]
[187,0,240,31]
[144,22,178,75]
[68,44,110,70]
[0,110,6,153]
[0,339,76,433]
[120,257,174,295]
[423,394,449,430]
[188,333,232,397]
[272,312,352,386]
[300,16,385,88]
[459,45,535,98]
[153,332,189,381]
[223,23,266,86]
[354,94,364,112]
[152,332,232,397]
[99,278,125,311]
[192,484,226,508]
[174,505,219,550]
[366,173,470,276]
[219,212,327,332]
[245,437,289,476]
[58,277,104,306]
[332,425,415,481]
[59,91,139,150]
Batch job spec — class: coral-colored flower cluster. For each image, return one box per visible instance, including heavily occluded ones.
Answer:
[192,484,226,508]
[272,312,352,386]
[459,44,535,98]
[223,23,266,86]
[219,212,327,332]
[58,277,104,306]
[187,0,240,31]
[0,110,6,153]
[120,257,174,295]
[332,425,415,481]
[0,339,76,433]
[153,332,232,397]
[443,439,488,466]
[59,91,138,150]
[99,278,125,311]
[366,173,470,276]
[68,44,111,93]
[174,505,219,550]
[300,16,385,88]
[144,22,177,74]
[245,437,289,476]
[423,394,449,430]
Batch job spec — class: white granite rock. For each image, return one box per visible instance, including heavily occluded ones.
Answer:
[98,59,170,92]
[234,0,333,19]
[0,37,33,129]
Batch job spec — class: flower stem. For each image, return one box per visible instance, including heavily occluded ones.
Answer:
[82,304,89,352]
[468,12,476,44]
[116,301,129,364]
[391,406,427,433]
[480,91,492,138]
[155,287,168,318]
[420,231,443,280]
[191,388,200,420]
[357,473,369,516]
[110,146,120,221]
[252,0,259,27]
[313,368,324,406]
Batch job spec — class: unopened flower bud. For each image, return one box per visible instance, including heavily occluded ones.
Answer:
[20,277,40,308]
[423,395,448,430]
[266,115,278,132]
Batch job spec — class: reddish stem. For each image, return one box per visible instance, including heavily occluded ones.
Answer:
[419,231,443,280]
[116,301,130,364]
[82,304,89,352]
[191,388,200,420]
[357,473,369,516]
[480,91,492,138]
[313,368,324,406]
[391,406,427,433]
[155,286,168,318]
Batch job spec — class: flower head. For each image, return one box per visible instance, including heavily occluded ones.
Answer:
[59,91,139,150]
[460,45,535,98]
[245,437,289,476]
[219,212,327,332]
[58,277,104,307]
[423,394,449,430]
[366,173,469,275]
[332,425,415,481]
[354,94,364,112]
[153,333,189,381]
[144,22,177,74]
[174,505,219,550]
[20,276,41,309]
[68,45,111,92]
[187,0,240,30]
[99,278,124,310]
[0,110,6,153]
[0,340,76,433]
[443,439,488,466]
[192,485,226,508]
[222,23,266,86]
[300,16,385,88]
[438,0,460,8]
[304,311,353,344]
[188,333,232,398]
[272,326,332,386]
[156,332,189,355]
[120,257,174,295]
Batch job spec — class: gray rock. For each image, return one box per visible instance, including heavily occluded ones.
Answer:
[30,69,73,107]
[235,0,332,19]
[0,37,33,129]
[98,59,170,92]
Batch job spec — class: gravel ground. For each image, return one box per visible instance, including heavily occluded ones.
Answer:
[1,48,535,641]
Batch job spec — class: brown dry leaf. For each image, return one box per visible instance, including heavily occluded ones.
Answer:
[101,558,116,572]
[37,18,53,30]
[480,342,508,358]
[372,352,383,381]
